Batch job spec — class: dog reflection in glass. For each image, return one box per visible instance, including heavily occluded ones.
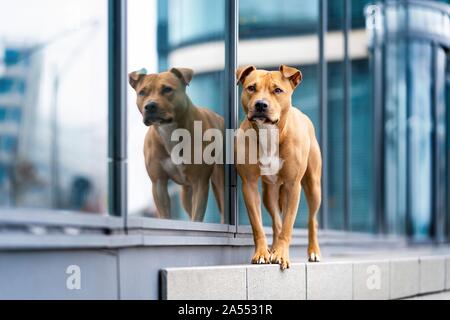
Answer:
[129,68,224,222]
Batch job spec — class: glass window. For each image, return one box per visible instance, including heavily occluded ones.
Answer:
[349,1,375,232]
[167,0,225,47]
[128,0,226,224]
[237,0,320,230]
[327,62,345,231]
[236,0,376,233]
[384,38,407,235]
[326,5,345,231]
[351,59,374,232]
[0,0,108,214]
[240,0,318,37]
[446,54,450,238]
[408,43,433,241]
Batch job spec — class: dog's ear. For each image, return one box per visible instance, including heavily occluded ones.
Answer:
[170,67,194,86]
[236,65,256,85]
[279,65,303,89]
[129,68,147,89]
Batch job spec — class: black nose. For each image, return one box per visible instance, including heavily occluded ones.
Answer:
[255,100,268,113]
[145,102,158,112]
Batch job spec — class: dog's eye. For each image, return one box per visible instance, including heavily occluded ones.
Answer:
[274,88,284,94]
[138,90,146,97]
[247,85,256,93]
[162,86,173,94]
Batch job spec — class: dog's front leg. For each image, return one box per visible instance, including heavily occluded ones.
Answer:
[152,179,171,219]
[272,181,302,270]
[262,182,282,250]
[242,178,271,264]
[191,179,210,222]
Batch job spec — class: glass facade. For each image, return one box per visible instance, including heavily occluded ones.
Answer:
[153,0,450,239]
[1,0,450,301]
[168,0,225,47]
[367,1,450,240]
[0,0,108,214]
[156,0,376,232]
[0,0,447,242]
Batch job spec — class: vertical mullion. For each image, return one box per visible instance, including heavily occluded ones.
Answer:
[432,43,445,243]
[405,1,413,239]
[431,42,438,242]
[319,0,329,229]
[429,43,440,241]
[379,2,387,234]
[108,0,128,226]
[225,0,239,231]
[343,0,352,231]
[372,4,385,235]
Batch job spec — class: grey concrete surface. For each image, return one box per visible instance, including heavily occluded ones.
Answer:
[162,266,247,300]
[353,260,390,300]
[390,258,420,299]
[419,257,446,294]
[247,264,306,300]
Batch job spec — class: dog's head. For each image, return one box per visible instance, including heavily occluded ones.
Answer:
[236,65,302,125]
[129,67,194,126]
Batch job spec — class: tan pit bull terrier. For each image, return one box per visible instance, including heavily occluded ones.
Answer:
[129,67,224,222]
[236,65,322,269]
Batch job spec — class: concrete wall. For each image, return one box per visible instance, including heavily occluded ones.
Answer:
[0,246,255,300]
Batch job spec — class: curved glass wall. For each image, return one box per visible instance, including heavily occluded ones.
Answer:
[366,0,450,240]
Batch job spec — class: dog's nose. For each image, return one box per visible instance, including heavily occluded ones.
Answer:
[145,102,158,112]
[255,100,268,113]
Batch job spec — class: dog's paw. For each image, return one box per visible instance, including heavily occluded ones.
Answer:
[308,246,321,263]
[270,244,290,270]
[308,252,321,262]
[251,248,271,265]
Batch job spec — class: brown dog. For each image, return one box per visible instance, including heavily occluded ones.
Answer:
[236,65,322,269]
[129,68,224,222]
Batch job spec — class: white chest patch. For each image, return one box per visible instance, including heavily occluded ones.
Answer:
[157,123,179,155]
[161,158,187,185]
[257,122,284,181]
[157,123,188,185]
[259,155,284,183]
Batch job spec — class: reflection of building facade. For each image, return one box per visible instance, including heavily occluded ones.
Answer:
[367,1,450,241]
[0,43,106,213]
[157,0,450,240]
[0,45,42,206]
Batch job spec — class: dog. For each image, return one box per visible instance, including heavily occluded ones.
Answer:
[236,65,322,269]
[129,67,224,222]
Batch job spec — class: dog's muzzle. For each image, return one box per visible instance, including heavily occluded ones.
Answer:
[248,100,279,125]
[143,115,173,126]
[143,102,173,126]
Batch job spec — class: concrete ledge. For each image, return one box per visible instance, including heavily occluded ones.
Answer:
[390,258,420,299]
[307,262,353,300]
[247,264,306,300]
[353,260,390,300]
[161,254,450,300]
[419,257,446,294]
[446,257,450,290]
[161,266,247,300]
